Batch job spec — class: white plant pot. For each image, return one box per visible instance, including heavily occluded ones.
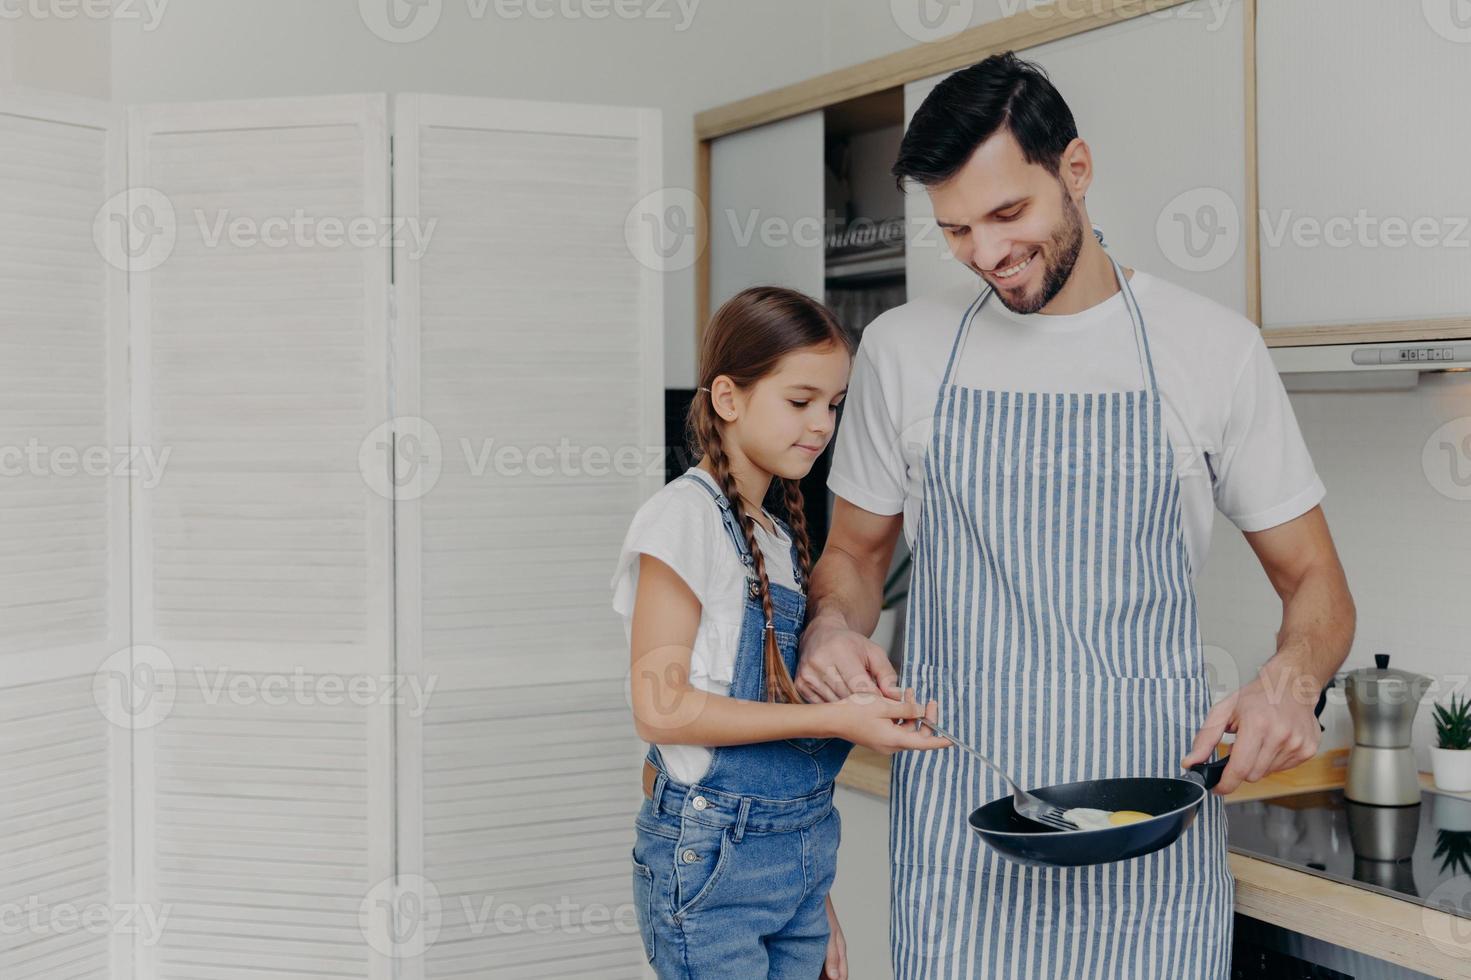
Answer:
[870,607,900,660]
[1431,747,1471,794]
[1433,791,1471,832]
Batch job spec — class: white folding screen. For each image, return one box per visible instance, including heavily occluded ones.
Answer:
[0,89,130,980]
[127,95,395,980]
[392,94,662,979]
[1,87,660,980]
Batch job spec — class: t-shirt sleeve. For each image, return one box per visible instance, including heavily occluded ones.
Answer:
[827,342,906,515]
[1212,335,1326,532]
[609,483,718,620]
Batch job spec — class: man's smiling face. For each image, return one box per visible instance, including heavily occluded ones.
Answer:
[928,128,1087,315]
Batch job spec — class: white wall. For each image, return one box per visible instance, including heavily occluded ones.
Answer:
[1196,371,1471,769]
[0,6,111,96]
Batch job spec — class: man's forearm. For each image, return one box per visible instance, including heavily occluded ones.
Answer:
[1262,561,1356,703]
[806,544,886,636]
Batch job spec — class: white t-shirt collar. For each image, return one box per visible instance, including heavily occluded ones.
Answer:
[684,466,790,542]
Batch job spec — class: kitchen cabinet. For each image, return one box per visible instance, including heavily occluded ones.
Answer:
[708,110,825,313]
[829,786,896,980]
[708,97,911,551]
[905,0,1251,313]
[1257,0,1471,334]
[823,87,907,337]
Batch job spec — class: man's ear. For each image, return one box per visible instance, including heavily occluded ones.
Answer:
[1058,137,1093,203]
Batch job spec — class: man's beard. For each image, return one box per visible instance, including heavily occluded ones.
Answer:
[988,187,1085,316]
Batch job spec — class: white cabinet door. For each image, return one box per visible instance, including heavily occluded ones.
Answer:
[901,73,975,304]
[828,786,894,980]
[392,94,662,980]
[1258,0,1471,329]
[709,110,825,310]
[905,0,1250,314]
[0,90,129,980]
[127,94,395,980]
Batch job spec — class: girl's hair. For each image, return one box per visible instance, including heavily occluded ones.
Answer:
[688,286,855,705]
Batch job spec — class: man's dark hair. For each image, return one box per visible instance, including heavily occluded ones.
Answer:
[892,51,1078,190]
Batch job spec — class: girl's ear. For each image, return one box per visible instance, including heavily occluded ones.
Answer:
[708,375,739,423]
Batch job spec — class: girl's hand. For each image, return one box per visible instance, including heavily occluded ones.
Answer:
[822,894,847,980]
[827,687,950,755]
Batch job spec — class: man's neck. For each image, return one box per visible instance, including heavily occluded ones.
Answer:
[1037,240,1133,316]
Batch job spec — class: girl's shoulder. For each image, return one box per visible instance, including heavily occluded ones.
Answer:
[611,470,730,613]
[628,469,723,532]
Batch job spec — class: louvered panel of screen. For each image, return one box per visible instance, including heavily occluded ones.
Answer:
[0,92,128,980]
[393,95,663,979]
[127,95,394,980]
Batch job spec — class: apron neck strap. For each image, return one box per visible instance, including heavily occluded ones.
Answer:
[939,255,1158,397]
[938,286,991,390]
[1109,255,1158,397]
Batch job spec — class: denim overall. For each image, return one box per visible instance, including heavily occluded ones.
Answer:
[631,471,853,978]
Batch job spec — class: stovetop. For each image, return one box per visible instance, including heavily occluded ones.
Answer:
[1226,787,1471,921]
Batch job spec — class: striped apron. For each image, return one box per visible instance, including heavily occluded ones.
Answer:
[890,256,1232,979]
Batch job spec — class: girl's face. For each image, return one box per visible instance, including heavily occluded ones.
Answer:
[727,343,851,482]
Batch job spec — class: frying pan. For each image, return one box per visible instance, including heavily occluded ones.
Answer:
[964,685,1331,868]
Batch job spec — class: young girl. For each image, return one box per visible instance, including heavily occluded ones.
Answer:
[610,286,947,980]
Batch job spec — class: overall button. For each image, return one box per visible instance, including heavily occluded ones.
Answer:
[691,796,709,811]
[682,849,698,864]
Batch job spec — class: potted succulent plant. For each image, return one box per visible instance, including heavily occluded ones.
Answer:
[870,553,911,660]
[1431,693,1471,793]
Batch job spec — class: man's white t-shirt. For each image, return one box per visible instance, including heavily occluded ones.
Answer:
[827,270,1325,577]
[610,466,799,784]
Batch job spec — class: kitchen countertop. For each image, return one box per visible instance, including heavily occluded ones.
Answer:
[837,747,1471,978]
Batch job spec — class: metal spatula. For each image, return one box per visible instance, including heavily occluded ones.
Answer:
[918,718,1077,832]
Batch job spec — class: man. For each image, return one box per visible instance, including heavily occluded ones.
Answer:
[797,52,1355,978]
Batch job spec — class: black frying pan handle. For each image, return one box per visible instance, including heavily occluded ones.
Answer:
[1189,682,1332,790]
[1187,756,1231,790]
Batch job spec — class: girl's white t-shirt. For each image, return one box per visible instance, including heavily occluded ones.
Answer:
[610,466,799,784]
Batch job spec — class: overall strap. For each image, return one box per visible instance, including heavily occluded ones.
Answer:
[769,513,805,592]
[675,473,755,570]
[1109,254,1158,398]
[676,473,805,592]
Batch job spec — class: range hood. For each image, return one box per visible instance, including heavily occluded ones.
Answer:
[1270,339,1471,391]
